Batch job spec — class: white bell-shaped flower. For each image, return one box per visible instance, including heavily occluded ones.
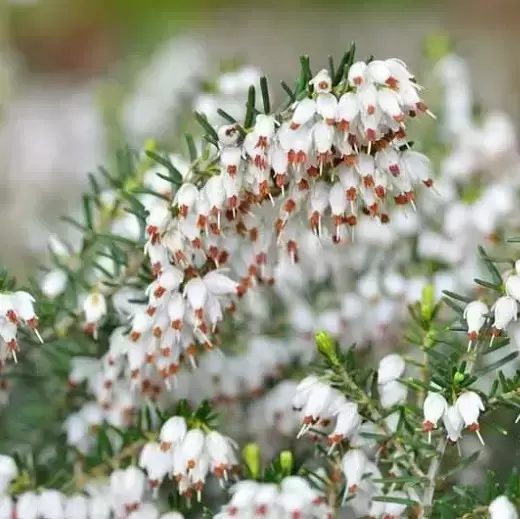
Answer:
[139,442,172,491]
[464,300,488,350]
[38,489,66,519]
[16,491,40,519]
[0,455,17,494]
[341,449,368,494]
[310,68,332,94]
[383,491,410,518]
[348,61,367,86]
[0,496,13,519]
[160,416,187,451]
[506,274,520,303]
[455,391,485,445]
[83,291,107,339]
[328,402,361,450]
[64,495,88,519]
[423,392,448,442]
[290,98,316,130]
[489,495,518,519]
[178,429,206,471]
[379,380,408,409]
[492,296,518,336]
[127,503,160,519]
[377,354,405,385]
[205,431,238,479]
[174,183,199,218]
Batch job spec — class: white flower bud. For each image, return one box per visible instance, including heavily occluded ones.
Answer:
[455,391,485,444]
[506,274,520,303]
[493,296,518,335]
[489,495,518,519]
[0,455,16,496]
[220,147,243,176]
[83,292,107,336]
[379,380,408,409]
[38,489,66,519]
[184,277,208,321]
[17,492,39,519]
[366,59,393,85]
[423,392,448,440]
[464,300,488,343]
[313,121,335,155]
[178,429,206,471]
[377,354,405,385]
[218,124,240,147]
[348,61,367,86]
[337,93,360,132]
[0,496,13,519]
[341,449,368,493]
[292,375,319,410]
[316,92,338,122]
[138,442,172,488]
[290,98,316,130]
[377,88,404,122]
[40,269,68,299]
[204,175,226,212]
[160,416,187,450]
[328,402,361,448]
[64,495,88,519]
[174,183,199,218]
[203,270,238,296]
[310,68,332,93]
[383,492,409,518]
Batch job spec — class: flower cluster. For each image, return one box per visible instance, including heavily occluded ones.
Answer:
[0,290,41,366]
[5,45,520,519]
[463,261,520,350]
[423,390,486,445]
[0,457,184,519]
[139,415,239,500]
[215,477,333,519]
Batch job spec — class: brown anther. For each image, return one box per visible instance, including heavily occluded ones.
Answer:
[153,286,166,298]
[363,175,375,188]
[283,199,296,213]
[307,165,319,177]
[297,178,310,191]
[275,173,286,189]
[338,120,349,133]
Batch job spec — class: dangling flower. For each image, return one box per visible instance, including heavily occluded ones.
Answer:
[463,300,488,350]
[492,296,518,341]
[377,354,405,385]
[160,416,187,451]
[310,69,332,94]
[327,402,361,451]
[83,291,107,339]
[489,495,518,519]
[443,405,464,445]
[455,391,485,445]
[506,273,520,303]
[423,392,448,443]
[341,449,368,495]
